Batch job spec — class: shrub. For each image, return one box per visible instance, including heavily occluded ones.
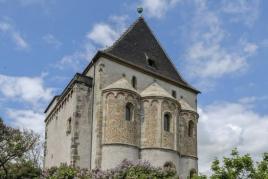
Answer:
[43,160,178,179]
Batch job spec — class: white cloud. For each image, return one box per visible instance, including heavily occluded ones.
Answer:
[0,19,29,49]
[0,74,53,105]
[43,34,62,48]
[57,15,127,70]
[56,42,96,70]
[239,96,268,104]
[87,15,127,48]
[221,0,260,26]
[187,42,248,79]
[198,101,268,175]
[185,0,257,82]
[141,0,182,19]
[242,41,258,54]
[7,109,44,134]
[87,24,119,47]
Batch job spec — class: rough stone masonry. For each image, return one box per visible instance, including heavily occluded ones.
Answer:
[44,17,200,179]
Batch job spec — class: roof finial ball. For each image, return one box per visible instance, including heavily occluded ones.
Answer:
[137,7,143,16]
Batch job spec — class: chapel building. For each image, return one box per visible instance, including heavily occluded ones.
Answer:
[44,17,200,179]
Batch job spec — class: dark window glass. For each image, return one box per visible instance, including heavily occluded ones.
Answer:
[132,76,137,89]
[125,103,133,121]
[164,113,171,132]
[148,59,156,68]
[66,117,71,134]
[172,90,176,98]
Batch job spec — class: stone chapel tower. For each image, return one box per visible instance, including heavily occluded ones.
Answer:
[44,17,200,178]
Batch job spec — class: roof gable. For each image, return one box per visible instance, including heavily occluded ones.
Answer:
[103,77,137,92]
[140,82,174,99]
[104,17,191,88]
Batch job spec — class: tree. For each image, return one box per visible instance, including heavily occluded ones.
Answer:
[254,153,268,179]
[0,117,40,178]
[209,148,268,179]
[210,148,255,179]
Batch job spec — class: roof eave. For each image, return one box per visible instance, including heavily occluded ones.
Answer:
[101,52,200,94]
[82,51,200,94]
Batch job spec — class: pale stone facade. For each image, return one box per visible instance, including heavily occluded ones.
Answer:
[44,17,200,179]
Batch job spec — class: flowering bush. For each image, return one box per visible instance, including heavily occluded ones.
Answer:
[42,163,93,179]
[42,160,178,179]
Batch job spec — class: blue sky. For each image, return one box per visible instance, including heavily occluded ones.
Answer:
[0,0,268,175]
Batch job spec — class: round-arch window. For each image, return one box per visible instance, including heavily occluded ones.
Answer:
[188,120,195,137]
[125,103,134,121]
[190,169,197,178]
[164,113,171,132]
[131,76,137,89]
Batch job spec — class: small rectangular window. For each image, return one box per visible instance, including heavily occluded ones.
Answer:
[66,117,71,135]
[172,90,176,98]
[147,58,156,68]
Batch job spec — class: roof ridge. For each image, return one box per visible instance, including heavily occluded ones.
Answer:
[103,17,144,52]
[96,17,200,93]
[140,18,192,87]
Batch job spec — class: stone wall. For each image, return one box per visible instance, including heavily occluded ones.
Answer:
[161,99,178,150]
[44,89,75,168]
[84,57,199,177]
[101,144,139,169]
[44,82,93,169]
[179,156,198,179]
[71,83,93,168]
[95,57,197,109]
[179,111,198,157]
[103,90,141,147]
[141,99,160,147]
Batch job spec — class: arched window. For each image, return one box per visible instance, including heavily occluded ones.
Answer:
[164,113,171,132]
[125,103,134,121]
[188,120,194,137]
[163,161,176,169]
[131,76,137,89]
[190,169,197,178]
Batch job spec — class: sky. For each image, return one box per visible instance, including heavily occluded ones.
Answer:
[0,0,268,175]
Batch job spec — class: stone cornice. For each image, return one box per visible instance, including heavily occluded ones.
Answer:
[102,88,140,97]
[102,143,198,160]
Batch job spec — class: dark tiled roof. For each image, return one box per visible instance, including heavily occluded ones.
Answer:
[103,17,197,92]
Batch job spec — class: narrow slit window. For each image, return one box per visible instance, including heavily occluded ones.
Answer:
[172,90,176,98]
[125,103,134,121]
[188,120,194,137]
[132,76,137,89]
[66,117,72,135]
[164,113,171,132]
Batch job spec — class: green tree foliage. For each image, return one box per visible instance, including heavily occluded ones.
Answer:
[210,148,255,179]
[0,117,41,178]
[254,153,268,179]
[208,148,268,179]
